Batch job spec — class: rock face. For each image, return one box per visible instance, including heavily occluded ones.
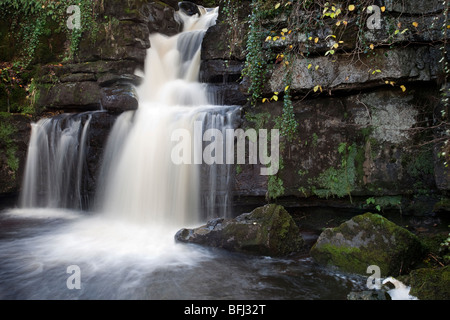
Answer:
[310,213,425,276]
[175,204,304,256]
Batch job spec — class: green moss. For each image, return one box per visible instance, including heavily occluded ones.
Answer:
[311,213,425,276]
[0,114,19,176]
[409,266,450,300]
[313,143,358,200]
[267,175,284,200]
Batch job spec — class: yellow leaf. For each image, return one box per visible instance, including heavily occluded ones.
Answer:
[307,63,312,69]
[282,28,288,33]
[400,85,406,92]
[381,6,386,12]
[281,36,286,40]
[412,22,419,28]
[274,3,280,9]
[336,20,341,26]
[343,20,348,26]
[333,43,339,49]
[308,36,313,41]
[315,65,319,70]
[262,98,268,103]
[285,85,290,91]
[370,44,375,50]
[348,5,355,11]
[314,37,319,43]
[314,85,319,92]
[272,95,279,101]
[284,61,289,66]
[265,36,272,42]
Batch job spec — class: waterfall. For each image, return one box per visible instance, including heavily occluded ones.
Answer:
[18,5,237,227]
[19,112,96,210]
[96,7,238,226]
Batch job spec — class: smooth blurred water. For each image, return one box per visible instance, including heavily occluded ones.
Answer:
[0,208,367,300]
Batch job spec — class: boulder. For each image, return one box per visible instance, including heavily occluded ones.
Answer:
[310,212,425,276]
[175,204,304,256]
[408,266,450,300]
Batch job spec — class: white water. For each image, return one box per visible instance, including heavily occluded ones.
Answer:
[1,7,241,295]
[96,7,237,226]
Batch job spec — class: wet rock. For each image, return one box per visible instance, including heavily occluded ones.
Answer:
[38,81,101,110]
[310,212,425,276]
[97,73,143,87]
[408,266,450,300]
[100,84,139,113]
[179,1,201,16]
[347,290,391,300]
[175,204,304,256]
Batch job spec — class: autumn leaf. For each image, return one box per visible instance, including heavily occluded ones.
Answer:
[314,37,319,43]
[284,85,290,91]
[400,85,406,92]
[348,4,355,11]
[282,28,288,33]
[412,22,419,28]
[274,3,280,9]
[381,6,386,12]
[370,44,375,50]
[307,63,312,69]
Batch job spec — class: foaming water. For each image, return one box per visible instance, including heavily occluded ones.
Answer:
[0,209,366,300]
[0,5,368,300]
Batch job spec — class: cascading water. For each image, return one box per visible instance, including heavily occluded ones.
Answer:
[19,112,97,210]
[96,6,238,225]
[0,3,368,300]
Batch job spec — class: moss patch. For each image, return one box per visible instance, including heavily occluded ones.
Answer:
[310,212,425,276]
[409,266,450,300]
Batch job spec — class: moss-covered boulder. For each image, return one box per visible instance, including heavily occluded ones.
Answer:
[408,266,450,300]
[310,213,425,276]
[175,204,304,256]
